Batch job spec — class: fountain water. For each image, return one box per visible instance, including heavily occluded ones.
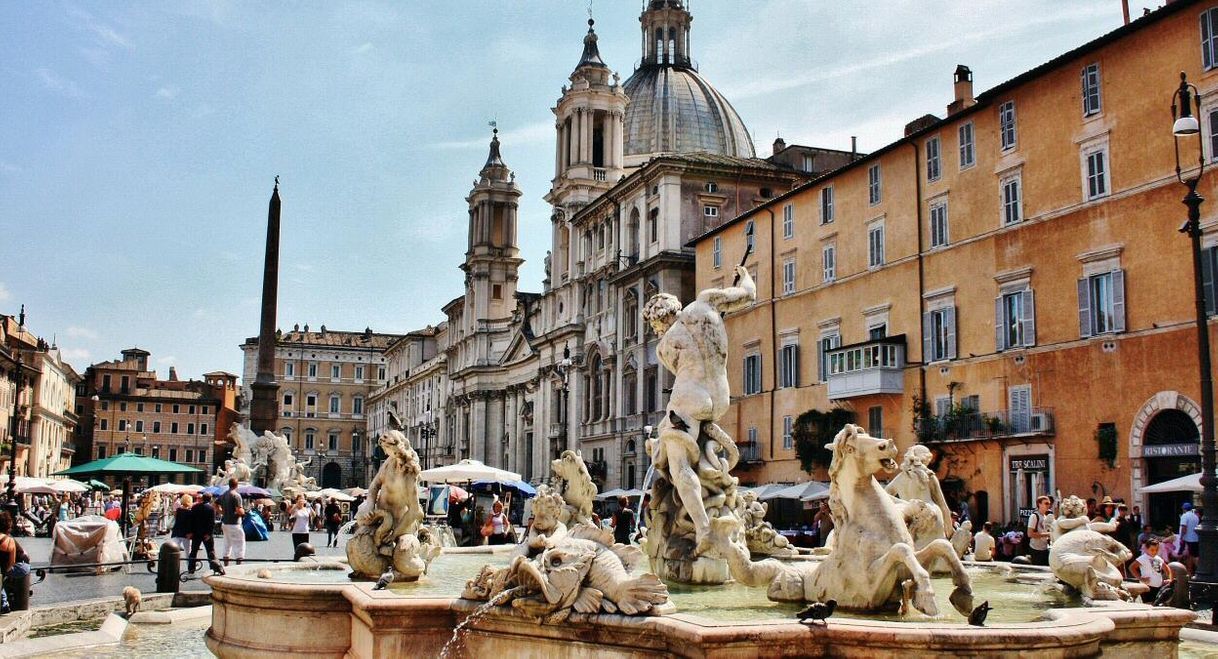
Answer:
[439,587,521,659]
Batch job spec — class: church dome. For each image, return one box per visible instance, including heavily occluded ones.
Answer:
[622,66,755,159]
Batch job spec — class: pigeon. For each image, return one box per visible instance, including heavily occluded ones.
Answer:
[968,601,992,627]
[796,599,836,623]
[668,410,690,432]
[373,570,395,591]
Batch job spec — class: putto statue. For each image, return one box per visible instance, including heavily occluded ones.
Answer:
[641,266,754,583]
[1048,495,1138,604]
[346,430,441,581]
[710,425,974,618]
[885,445,952,547]
[513,485,568,559]
[551,450,596,527]
[736,490,795,557]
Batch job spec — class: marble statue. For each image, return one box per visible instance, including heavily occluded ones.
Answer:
[462,523,671,623]
[1048,495,1136,604]
[514,484,568,559]
[552,450,596,527]
[346,430,440,581]
[950,520,973,558]
[283,458,317,492]
[885,445,952,547]
[736,490,795,557]
[265,432,294,492]
[641,266,753,583]
[709,425,974,617]
[212,424,257,485]
[213,423,309,492]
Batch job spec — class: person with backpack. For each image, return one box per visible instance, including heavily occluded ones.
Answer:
[1026,495,1054,566]
[323,498,342,548]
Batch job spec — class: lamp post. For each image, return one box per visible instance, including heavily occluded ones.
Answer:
[5,352,27,511]
[1172,71,1218,607]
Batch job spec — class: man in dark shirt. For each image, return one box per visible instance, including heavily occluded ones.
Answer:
[218,478,245,566]
[188,493,223,574]
[613,496,636,545]
[323,499,342,548]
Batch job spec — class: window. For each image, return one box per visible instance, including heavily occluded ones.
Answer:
[999,100,1017,150]
[352,433,362,453]
[185,449,194,463]
[648,208,659,243]
[152,421,160,433]
[136,403,144,413]
[173,403,181,414]
[1078,270,1126,337]
[120,375,129,393]
[283,393,294,407]
[930,200,949,248]
[135,420,144,432]
[868,324,887,340]
[198,423,207,435]
[1203,246,1218,315]
[1084,147,1109,200]
[868,223,885,268]
[118,419,127,432]
[868,164,881,205]
[822,245,836,283]
[97,445,107,459]
[820,187,834,224]
[924,306,957,362]
[169,448,177,462]
[782,258,796,295]
[958,121,975,169]
[171,422,179,434]
[705,181,718,193]
[285,362,294,377]
[354,365,364,381]
[331,364,341,380]
[189,404,195,415]
[154,403,161,413]
[783,203,794,239]
[782,415,794,450]
[152,446,160,459]
[119,402,127,412]
[818,333,841,382]
[802,154,814,172]
[745,220,755,252]
[703,205,719,219]
[926,136,941,182]
[996,289,1036,350]
[1081,63,1102,116]
[329,432,339,452]
[378,366,386,381]
[779,343,800,388]
[353,397,364,415]
[199,449,207,464]
[306,394,317,407]
[868,406,883,437]
[1204,7,1218,70]
[1001,173,1023,225]
[747,426,758,447]
[100,401,109,411]
[99,419,108,431]
[102,374,111,392]
[201,406,208,415]
[743,354,762,395]
[305,431,315,450]
[187,422,194,435]
[308,362,318,378]
[712,236,722,268]
[329,395,341,414]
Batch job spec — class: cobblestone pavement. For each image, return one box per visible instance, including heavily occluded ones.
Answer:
[18,529,348,607]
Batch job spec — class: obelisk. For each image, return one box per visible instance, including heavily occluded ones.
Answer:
[249,177,281,436]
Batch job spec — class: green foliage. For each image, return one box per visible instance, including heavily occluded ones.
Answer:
[794,408,856,474]
[1095,424,1118,469]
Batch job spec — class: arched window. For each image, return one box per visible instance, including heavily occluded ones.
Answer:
[627,207,640,258]
[622,288,639,344]
[623,363,638,416]
[590,354,604,420]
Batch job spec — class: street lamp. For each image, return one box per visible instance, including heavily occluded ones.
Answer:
[5,352,27,510]
[1172,71,1218,608]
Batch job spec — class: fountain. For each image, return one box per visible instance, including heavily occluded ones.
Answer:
[213,423,316,495]
[203,271,1196,657]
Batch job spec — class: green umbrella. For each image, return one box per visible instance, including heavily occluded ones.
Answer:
[86,479,110,491]
[54,452,203,477]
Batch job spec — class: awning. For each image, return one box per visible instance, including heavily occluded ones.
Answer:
[1139,471,1206,494]
[419,459,522,484]
[759,481,830,502]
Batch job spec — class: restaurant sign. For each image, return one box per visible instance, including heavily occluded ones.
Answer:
[1008,455,1049,472]
[1141,443,1200,458]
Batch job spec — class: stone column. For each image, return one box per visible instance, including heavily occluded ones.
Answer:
[555,123,564,176]
[581,110,593,164]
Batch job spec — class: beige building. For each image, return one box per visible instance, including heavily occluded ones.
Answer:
[367,326,450,480]
[240,326,401,488]
[1,310,80,479]
[79,349,239,484]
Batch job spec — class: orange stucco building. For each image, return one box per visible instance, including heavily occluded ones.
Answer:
[693,0,1218,529]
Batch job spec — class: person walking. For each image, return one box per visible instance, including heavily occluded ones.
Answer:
[612,496,636,545]
[217,478,245,567]
[289,495,313,551]
[1026,495,1054,566]
[1180,502,1201,574]
[170,494,194,550]
[323,498,342,548]
[481,501,511,546]
[187,493,222,574]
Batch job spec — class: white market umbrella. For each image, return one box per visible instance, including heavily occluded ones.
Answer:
[148,482,203,495]
[1,475,56,495]
[597,488,626,501]
[1139,471,1206,494]
[419,459,521,484]
[319,488,354,502]
[759,481,829,502]
[47,479,90,494]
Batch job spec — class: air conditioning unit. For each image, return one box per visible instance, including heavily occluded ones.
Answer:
[1029,412,1049,432]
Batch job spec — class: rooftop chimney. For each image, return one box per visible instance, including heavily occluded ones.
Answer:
[772,137,786,156]
[947,65,975,116]
[168,366,179,381]
[904,113,941,137]
[851,136,858,160]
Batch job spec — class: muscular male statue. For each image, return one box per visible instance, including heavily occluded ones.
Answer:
[642,265,756,555]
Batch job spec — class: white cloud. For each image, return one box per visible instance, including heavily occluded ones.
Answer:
[430,121,552,150]
[0,282,9,302]
[68,7,132,50]
[0,161,19,174]
[155,86,179,99]
[157,355,176,365]
[352,42,374,54]
[35,68,86,99]
[60,347,91,363]
[65,326,99,340]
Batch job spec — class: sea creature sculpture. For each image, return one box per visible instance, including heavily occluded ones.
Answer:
[736,490,795,557]
[1048,522,1135,604]
[346,430,440,581]
[552,450,597,527]
[461,524,671,623]
[709,425,974,617]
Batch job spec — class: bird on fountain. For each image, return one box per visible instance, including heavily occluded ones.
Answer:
[796,599,836,624]
[374,570,395,591]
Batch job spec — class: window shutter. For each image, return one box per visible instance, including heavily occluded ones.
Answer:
[1206,12,1214,70]
[923,311,933,362]
[1112,269,1126,333]
[1205,248,1216,316]
[1077,278,1092,338]
[792,345,800,387]
[1021,289,1036,347]
[946,306,958,360]
[995,296,1006,351]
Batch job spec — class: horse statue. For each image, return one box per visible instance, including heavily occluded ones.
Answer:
[709,424,974,617]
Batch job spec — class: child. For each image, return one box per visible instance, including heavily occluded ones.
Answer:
[1129,537,1170,603]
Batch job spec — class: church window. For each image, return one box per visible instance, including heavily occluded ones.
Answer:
[649,208,659,243]
[705,181,718,193]
[703,205,718,218]
[493,284,503,299]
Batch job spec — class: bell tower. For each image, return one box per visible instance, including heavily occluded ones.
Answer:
[545,18,628,212]
[640,0,693,68]
[462,128,523,324]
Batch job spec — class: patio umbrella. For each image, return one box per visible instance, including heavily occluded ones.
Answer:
[86,479,110,491]
[148,482,203,495]
[343,487,368,497]
[597,488,626,501]
[419,459,521,484]
[319,488,354,502]
[472,479,537,498]
[759,481,830,502]
[202,484,273,499]
[47,479,90,494]
[449,485,469,503]
[0,476,56,496]
[55,452,203,537]
[1138,471,1206,494]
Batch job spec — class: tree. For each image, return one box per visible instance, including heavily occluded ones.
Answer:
[793,408,856,474]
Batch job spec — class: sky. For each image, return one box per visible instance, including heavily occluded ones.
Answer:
[0,0,1162,381]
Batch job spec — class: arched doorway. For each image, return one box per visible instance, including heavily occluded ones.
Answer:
[1142,409,1200,528]
[321,462,342,489]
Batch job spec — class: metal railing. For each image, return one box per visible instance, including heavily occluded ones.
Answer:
[919,407,1055,442]
[739,441,763,464]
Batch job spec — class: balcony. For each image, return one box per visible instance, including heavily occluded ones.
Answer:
[918,407,1055,443]
[593,168,607,182]
[738,441,763,465]
[826,336,906,400]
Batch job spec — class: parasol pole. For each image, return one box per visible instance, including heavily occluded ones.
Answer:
[121,477,131,538]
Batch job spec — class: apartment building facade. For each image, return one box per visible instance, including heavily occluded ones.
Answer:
[693,0,1218,529]
[1,311,80,479]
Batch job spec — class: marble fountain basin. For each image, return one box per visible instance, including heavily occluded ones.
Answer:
[204,551,1194,658]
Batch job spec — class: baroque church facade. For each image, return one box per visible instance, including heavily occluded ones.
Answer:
[368,0,853,490]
